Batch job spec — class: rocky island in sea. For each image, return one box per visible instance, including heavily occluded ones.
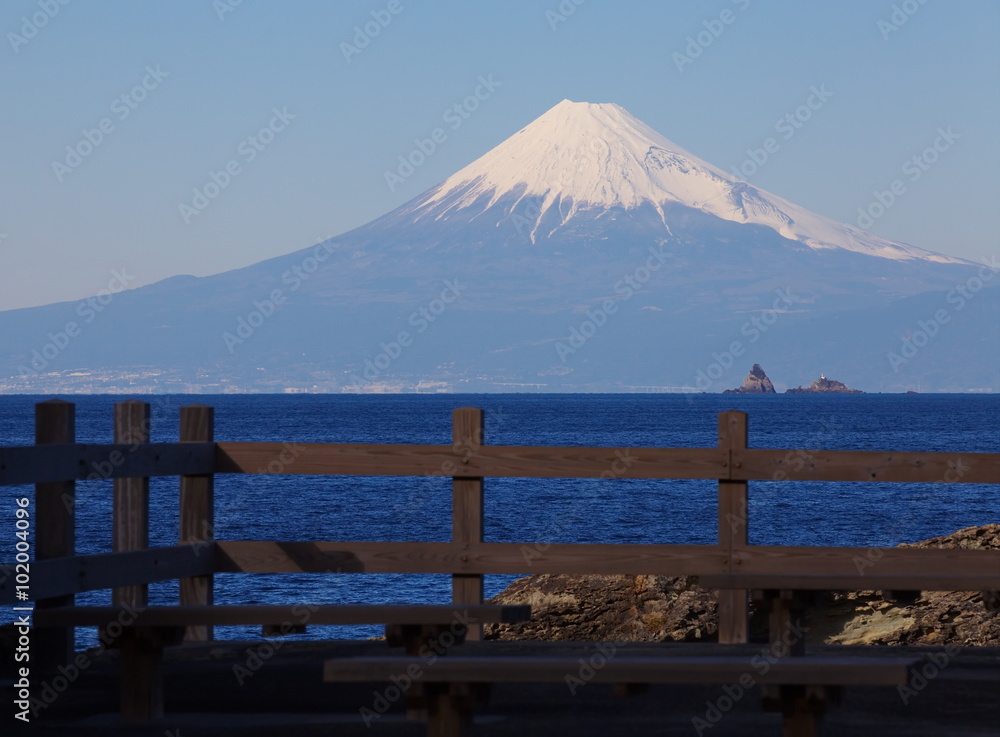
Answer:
[785,374,863,394]
[722,363,776,394]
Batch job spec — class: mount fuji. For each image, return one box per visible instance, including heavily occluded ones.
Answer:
[1,100,996,393]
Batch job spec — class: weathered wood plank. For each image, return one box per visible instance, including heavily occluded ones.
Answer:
[179,404,215,642]
[452,408,484,640]
[718,410,749,644]
[213,541,1000,578]
[213,442,999,483]
[0,546,215,604]
[34,399,75,671]
[34,604,532,627]
[701,573,1000,591]
[215,442,727,479]
[120,629,168,722]
[323,655,916,687]
[735,448,1000,484]
[215,541,731,575]
[7,442,994,486]
[0,443,216,486]
[113,400,150,609]
[731,545,1000,578]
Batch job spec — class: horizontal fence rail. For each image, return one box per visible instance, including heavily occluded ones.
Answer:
[215,442,1000,483]
[213,541,1000,578]
[2,443,996,486]
[8,541,997,606]
[0,443,216,486]
[0,545,215,604]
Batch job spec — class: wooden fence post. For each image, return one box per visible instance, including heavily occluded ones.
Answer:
[112,399,159,723]
[34,399,75,672]
[179,404,215,642]
[718,410,749,643]
[113,400,150,608]
[452,407,484,640]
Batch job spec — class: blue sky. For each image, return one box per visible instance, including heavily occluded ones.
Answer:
[1,0,997,311]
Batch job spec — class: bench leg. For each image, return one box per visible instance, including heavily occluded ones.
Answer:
[763,590,807,658]
[386,623,469,722]
[763,684,838,737]
[426,683,475,737]
[119,631,164,723]
[782,709,820,737]
[117,626,183,723]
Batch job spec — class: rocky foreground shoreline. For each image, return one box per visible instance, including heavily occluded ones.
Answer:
[486,525,1000,646]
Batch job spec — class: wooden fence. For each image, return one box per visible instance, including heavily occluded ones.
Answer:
[2,399,999,668]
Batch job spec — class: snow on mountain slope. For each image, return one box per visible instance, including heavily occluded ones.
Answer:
[406,99,965,264]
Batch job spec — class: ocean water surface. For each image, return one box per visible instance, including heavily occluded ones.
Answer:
[2,393,997,643]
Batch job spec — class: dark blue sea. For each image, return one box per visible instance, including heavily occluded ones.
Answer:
[2,393,998,645]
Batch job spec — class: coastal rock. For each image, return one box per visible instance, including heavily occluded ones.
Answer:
[722,363,776,394]
[485,526,999,646]
[821,525,1000,646]
[785,374,862,393]
[484,574,721,642]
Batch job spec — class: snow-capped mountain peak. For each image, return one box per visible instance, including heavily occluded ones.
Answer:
[407,99,964,264]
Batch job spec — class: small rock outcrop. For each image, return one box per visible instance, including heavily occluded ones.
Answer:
[785,374,862,394]
[485,574,720,642]
[485,526,999,646]
[822,525,1000,646]
[723,364,775,394]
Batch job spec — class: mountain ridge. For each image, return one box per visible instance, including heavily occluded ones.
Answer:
[1,99,995,393]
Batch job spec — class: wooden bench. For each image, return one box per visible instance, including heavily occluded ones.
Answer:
[35,603,531,723]
[700,573,1000,657]
[324,653,918,737]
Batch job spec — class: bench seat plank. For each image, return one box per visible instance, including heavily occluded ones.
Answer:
[34,604,531,628]
[323,655,917,687]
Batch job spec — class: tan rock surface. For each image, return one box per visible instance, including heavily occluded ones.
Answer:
[486,525,999,646]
